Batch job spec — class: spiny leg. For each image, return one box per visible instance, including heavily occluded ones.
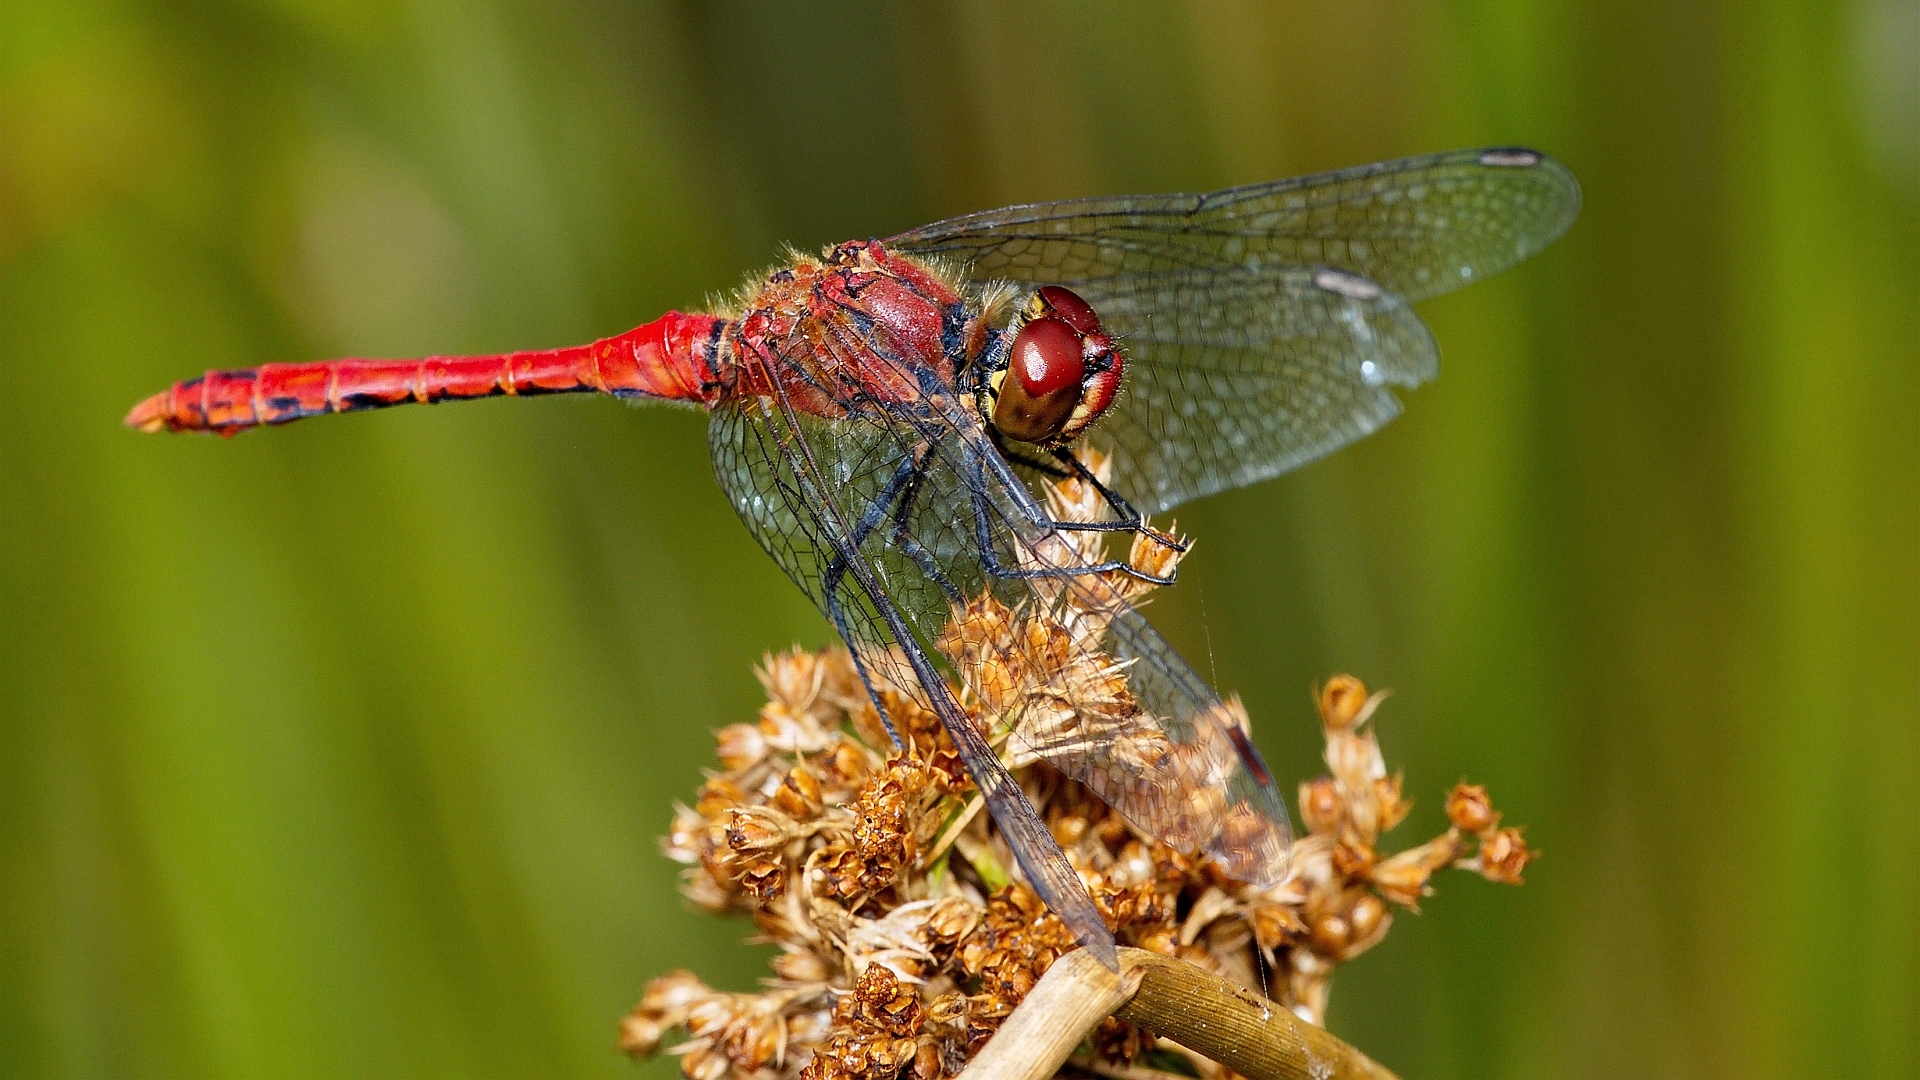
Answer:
[960,437,1175,586]
[823,585,905,749]
[820,445,961,747]
[1048,445,1189,554]
[883,438,964,600]
[824,439,962,601]
[985,430,1186,558]
[990,431,1073,479]
[805,452,1119,968]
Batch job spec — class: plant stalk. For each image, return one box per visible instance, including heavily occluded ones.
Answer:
[959,947,1398,1080]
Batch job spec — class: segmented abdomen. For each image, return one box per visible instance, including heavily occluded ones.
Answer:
[125,312,726,436]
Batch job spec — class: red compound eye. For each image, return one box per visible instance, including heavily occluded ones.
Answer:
[1010,317,1085,397]
[1037,285,1101,335]
[992,316,1088,444]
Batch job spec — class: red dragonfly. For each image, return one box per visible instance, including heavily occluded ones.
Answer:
[128,147,1579,967]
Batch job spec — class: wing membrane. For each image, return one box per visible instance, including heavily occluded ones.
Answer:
[890,146,1579,305]
[709,329,1293,893]
[710,390,1121,965]
[1078,266,1438,513]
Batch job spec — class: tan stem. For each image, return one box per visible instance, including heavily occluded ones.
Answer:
[959,950,1132,1080]
[959,947,1398,1080]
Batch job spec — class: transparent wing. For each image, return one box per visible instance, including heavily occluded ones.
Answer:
[928,414,1295,885]
[709,385,1118,965]
[709,330,1292,891]
[889,146,1580,304]
[1077,266,1438,513]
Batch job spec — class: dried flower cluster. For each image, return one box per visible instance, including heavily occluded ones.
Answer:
[622,455,1534,1080]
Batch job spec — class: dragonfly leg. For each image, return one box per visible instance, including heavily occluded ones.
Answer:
[822,455,929,750]
[989,431,1072,479]
[1046,446,1190,555]
[800,451,1119,967]
[831,442,963,600]
[962,443,1178,587]
[822,587,905,750]
[832,573,1120,970]
[985,432,1185,556]
[820,447,964,749]
[881,440,965,601]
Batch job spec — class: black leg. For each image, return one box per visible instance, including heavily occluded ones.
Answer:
[822,587,903,749]
[989,428,1072,479]
[1047,446,1189,554]
[960,440,1178,586]
[884,440,963,600]
[989,430,1177,541]
[820,450,934,750]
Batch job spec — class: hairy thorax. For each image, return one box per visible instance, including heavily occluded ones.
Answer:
[718,241,1003,421]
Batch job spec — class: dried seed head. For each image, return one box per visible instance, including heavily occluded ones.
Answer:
[772,948,832,985]
[923,896,979,949]
[1043,450,1111,525]
[1369,832,1468,908]
[814,843,867,900]
[1249,900,1307,950]
[627,475,1537,1072]
[1325,726,1386,796]
[1307,913,1351,957]
[1300,777,1345,836]
[757,648,818,709]
[1446,782,1499,835]
[620,970,713,1057]
[849,701,894,755]
[619,1011,671,1058]
[925,992,968,1027]
[681,865,735,913]
[1344,893,1392,960]
[664,804,709,865]
[1092,1016,1148,1065]
[1476,827,1537,885]
[761,700,834,756]
[818,742,877,797]
[738,856,786,900]
[727,806,798,853]
[696,777,749,817]
[1318,675,1370,730]
[679,1044,731,1080]
[774,765,826,819]
[1374,772,1412,833]
[1331,841,1375,878]
[849,964,923,1036]
[959,885,1078,1015]
[816,648,867,709]
[1125,522,1188,585]
[714,723,768,771]
[837,758,932,892]
[925,748,969,791]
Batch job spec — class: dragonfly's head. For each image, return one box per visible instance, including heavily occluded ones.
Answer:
[982,285,1123,446]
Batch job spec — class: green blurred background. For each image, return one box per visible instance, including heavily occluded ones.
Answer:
[3,1,1916,1076]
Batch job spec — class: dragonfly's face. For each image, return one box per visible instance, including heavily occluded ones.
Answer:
[984,285,1123,446]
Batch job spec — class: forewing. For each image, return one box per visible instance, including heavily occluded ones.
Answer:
[890,146,1580,304]
[891,418,1295,883]
[1078,266,1438,513]
[710,347,1292,885]
[957,461,1296,884]
[710,386,1122,963]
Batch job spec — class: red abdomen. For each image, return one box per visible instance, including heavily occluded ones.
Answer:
[126,312,727,436]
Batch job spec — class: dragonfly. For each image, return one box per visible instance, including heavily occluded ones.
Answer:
[127,147,1579,968]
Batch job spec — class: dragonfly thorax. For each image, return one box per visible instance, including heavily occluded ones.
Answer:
[719,241,992,420]
[979,284,1123,447]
